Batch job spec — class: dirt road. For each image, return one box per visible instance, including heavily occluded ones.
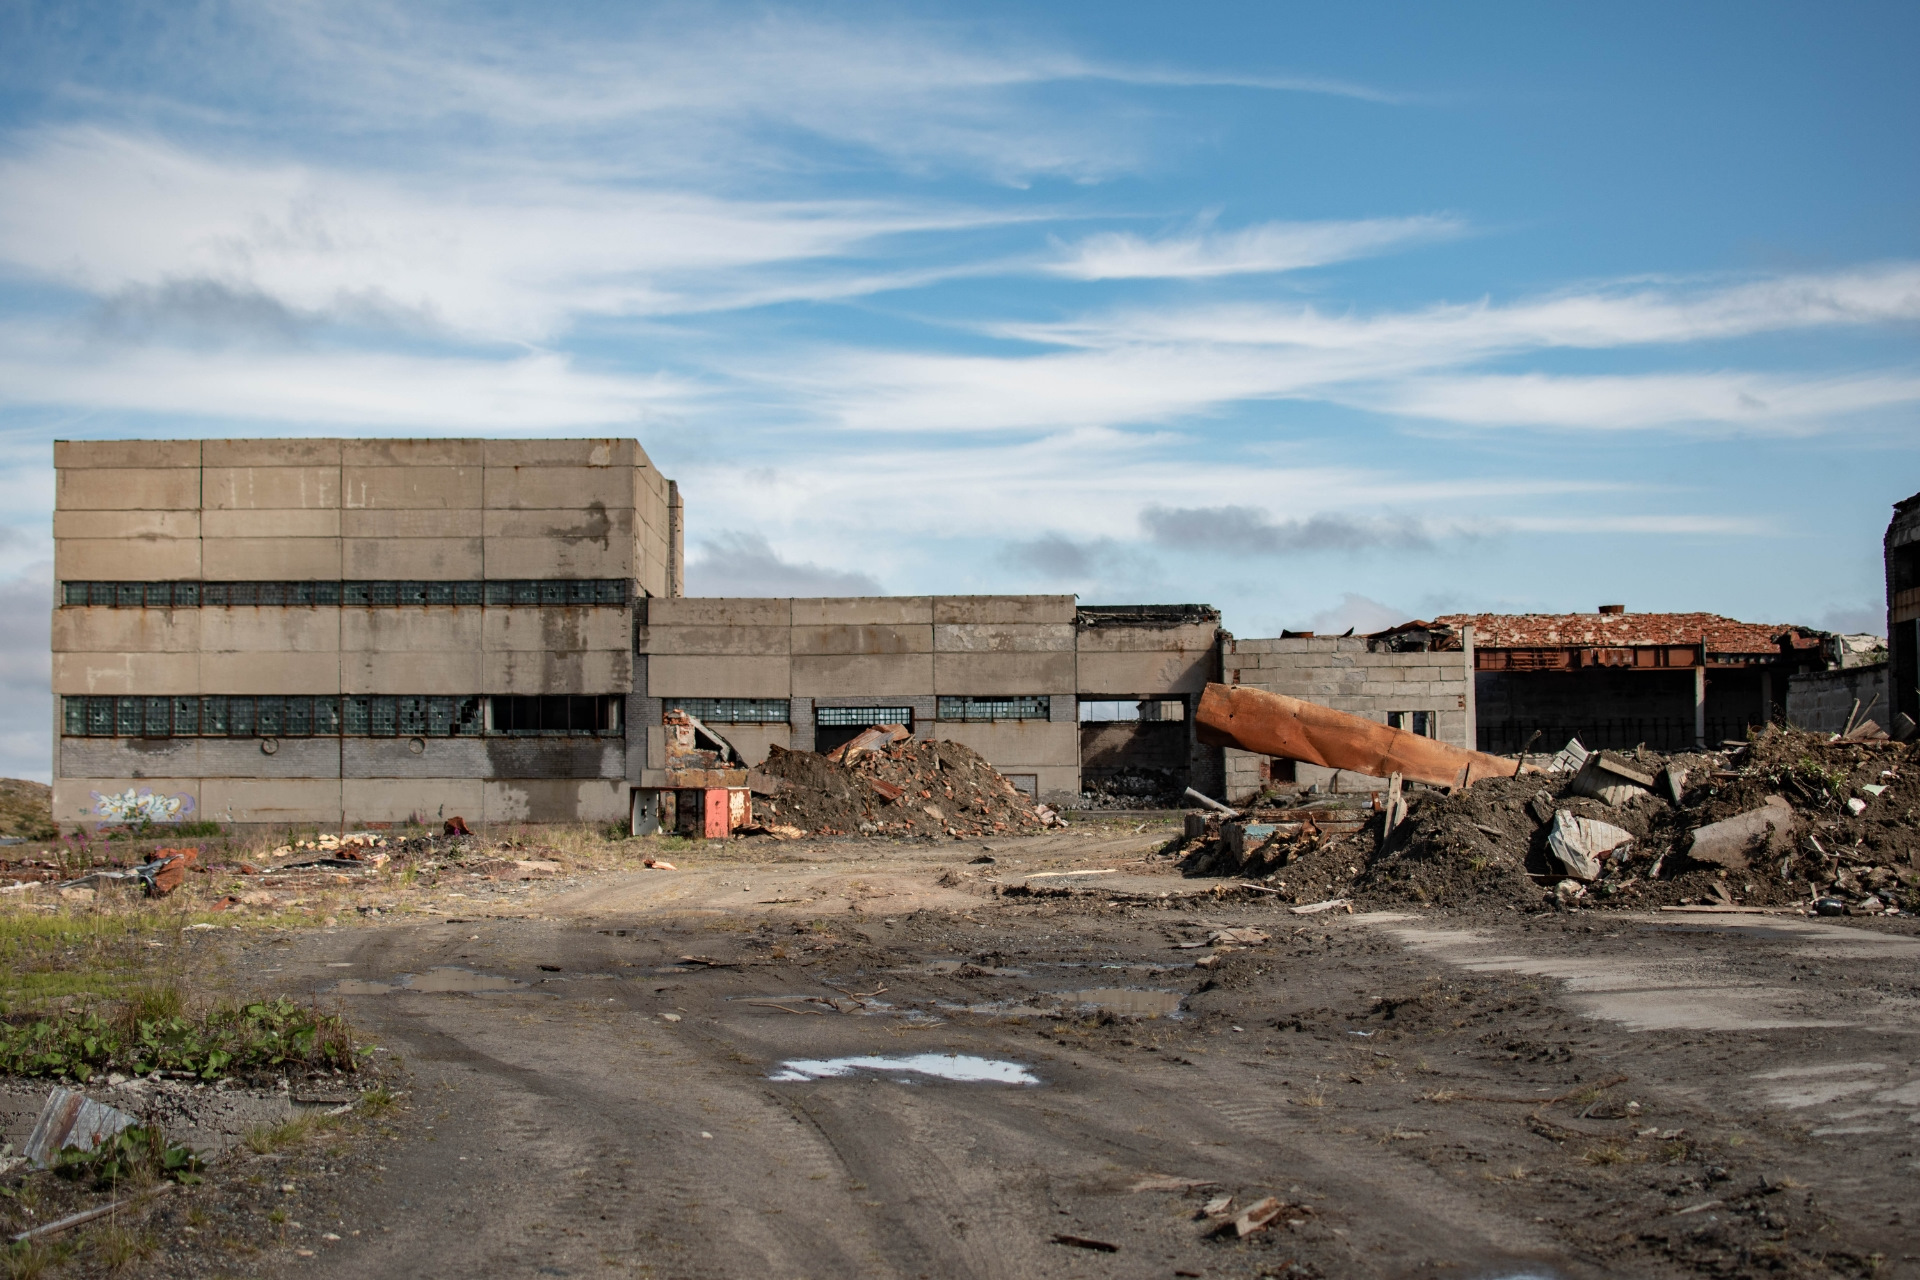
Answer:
[247,828,1920,1279]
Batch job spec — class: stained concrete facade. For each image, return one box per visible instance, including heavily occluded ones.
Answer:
[632,598,1223,805]
[53,438,676,829]
[1217,632,1475,801]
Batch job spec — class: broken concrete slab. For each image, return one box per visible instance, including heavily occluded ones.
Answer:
[1569,753,1655,806]
[1687,796,1795,871]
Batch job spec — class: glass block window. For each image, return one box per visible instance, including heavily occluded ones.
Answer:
[936,696,1049,722]
[667,698,791,724]
[61,692,593,737]
[815,705,915,728]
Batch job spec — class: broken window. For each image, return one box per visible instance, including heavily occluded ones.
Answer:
[667,698,791,724]
[815,705,914,755]
[936,696,1050,721]
[488,695,621,736]
[1078,699,1184,722]
[1388,711,1435,737]
[62,579,628,607]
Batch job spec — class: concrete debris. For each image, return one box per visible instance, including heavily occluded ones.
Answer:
[1289,898,1353,915]
[23,1087,138,1169]
[1569,752,1656,806]
[1687,798,1795,871]
[1206,927,1271,946]
[1184,787,1238,816]
[826,723,911,765]
[1547,811,1634,881]
[1196,682,1531,791]
[753,739,1045,840]
[1546,738,1590,774]
[1214,1195,1288,1238]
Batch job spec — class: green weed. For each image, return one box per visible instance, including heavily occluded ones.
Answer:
[0,993,365,1081]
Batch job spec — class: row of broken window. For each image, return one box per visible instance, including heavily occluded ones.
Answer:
[61,580,632,608]
[63,695,623,739]
[665,696,1051,725]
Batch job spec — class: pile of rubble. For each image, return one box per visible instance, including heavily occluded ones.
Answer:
[751,732,1054,839]
[1076,767,1188,810]
[1171,727,1918,915]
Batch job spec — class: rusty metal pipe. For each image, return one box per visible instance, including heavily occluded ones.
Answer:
[1196,682,1529,790]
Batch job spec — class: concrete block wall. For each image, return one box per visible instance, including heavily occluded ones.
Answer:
[1219,634,1473,801]
[1786,663,1891,734]
[52,438,667,828]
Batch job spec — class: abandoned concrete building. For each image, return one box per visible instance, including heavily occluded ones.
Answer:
[1437,607,1837,753]
[1889,490,1920,735]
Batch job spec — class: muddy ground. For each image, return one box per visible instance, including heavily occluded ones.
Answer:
[12,821,1913,1278]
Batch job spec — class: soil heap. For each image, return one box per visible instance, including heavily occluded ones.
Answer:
[753,739,1047,839]
[1168,727,1919,915]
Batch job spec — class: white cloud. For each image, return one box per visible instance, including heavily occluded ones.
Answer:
[1047,216,1462,280]
[1303,593,1415,635]
[0,564,52,784]
[0,331,693,429]
[1365,372,1920,431]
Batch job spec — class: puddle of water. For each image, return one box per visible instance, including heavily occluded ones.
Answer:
[768,1053,1039,1085]
[1051,988,1183,1017]
[333,966,526,995]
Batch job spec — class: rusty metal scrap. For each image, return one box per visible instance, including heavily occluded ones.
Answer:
[1195,682,1530,790]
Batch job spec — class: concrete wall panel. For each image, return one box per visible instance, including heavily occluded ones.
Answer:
[57,469,201,511]
[930,719,1077,769]
[53,652,199,695]
[933,596,1074,625]
[1075,623,1218,653]
[934,651,1075,694]
[792,624,934,656]
[56,441,200,470]
[792,597,932,626]
[1076,650,1214,696]
[214,652,343,695]
[343,650,484,694]
[483,439,631,468]
[202,439,342,468]
[341,509,484,540]
[637,625,792,657]
[484,467,631,511]
[341,610,482,653]
[202,609,340,653]
[203,537,342,580]
[647,599,792,627]
[56,538,203,581]
[482,607,630,655]
[202,509,341,539]
[481,506,634,541]
[481,648,630,695]
[342,537,483,579]
[473,739,624,780]
[342,439,484,467]
[343,778,482,825]
[342,466,481,510]
[933,623,1074,653]
[55,778,203,825]
[204,777,344,824]
[712,723,790,767]
[477,779,626,823]
[53,510,200,541]
[54,609,201,654]
[646,655,792,697]
[202,467,341,510]
[792,653,934,697]
[61,738,202,780]
[481,536,629,579]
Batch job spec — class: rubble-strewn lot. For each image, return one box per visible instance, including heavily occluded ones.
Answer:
[3,730,1919,1278]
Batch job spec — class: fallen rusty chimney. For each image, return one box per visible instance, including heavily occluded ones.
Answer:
[1195,682,1531,790]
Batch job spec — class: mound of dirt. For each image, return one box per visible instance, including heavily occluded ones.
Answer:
[754,739,1046,839]
[0,778,55,841]
[1169,727,1920,915]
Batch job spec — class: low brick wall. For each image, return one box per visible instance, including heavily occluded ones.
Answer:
[1786,663,1890,734]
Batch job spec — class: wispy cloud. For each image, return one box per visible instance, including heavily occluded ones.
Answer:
[685,531,882,597]
[1141,505,1434,553]
[1047,216,1462,280]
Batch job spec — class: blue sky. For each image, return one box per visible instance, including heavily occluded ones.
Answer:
[0,1,1916,780]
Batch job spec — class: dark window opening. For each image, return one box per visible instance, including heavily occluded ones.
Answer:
[488,695,622,736]
[937,695,1049,722]
[815,705,913,754]
[1388,711,1435,737]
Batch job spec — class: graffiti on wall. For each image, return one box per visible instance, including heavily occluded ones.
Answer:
[90,788,197,826]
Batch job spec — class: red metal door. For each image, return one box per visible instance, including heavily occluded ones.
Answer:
[703,788,730,840]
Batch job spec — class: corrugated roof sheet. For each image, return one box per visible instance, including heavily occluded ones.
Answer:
[1435,611,1822,654]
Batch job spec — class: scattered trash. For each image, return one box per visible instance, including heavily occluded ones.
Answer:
[23,1087,138,1169]
[1547,811,1633,881]
[767,1054,1039,1084]
[1206,926,1271,946]
[642,857,677,870]
[1213,1195,1289,1238]
[1052,1234,1119,1253]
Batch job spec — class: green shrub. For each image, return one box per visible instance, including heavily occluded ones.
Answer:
[0,996,364,1081]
